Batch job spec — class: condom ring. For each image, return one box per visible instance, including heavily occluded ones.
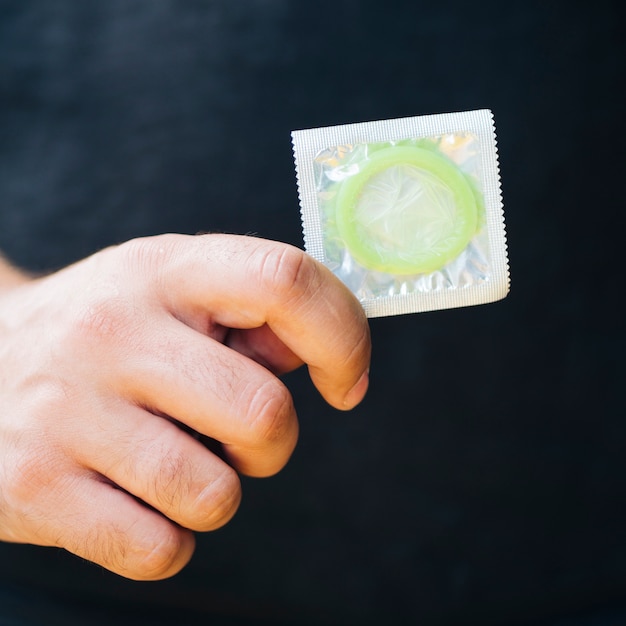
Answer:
[335,146,479,275]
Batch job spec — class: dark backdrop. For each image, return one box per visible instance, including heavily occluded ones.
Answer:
[1,1,625,625]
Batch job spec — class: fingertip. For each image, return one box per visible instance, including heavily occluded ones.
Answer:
[307,314,371,410]
[341,369,370,410]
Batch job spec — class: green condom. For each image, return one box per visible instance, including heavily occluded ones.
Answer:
[335,146,479,275]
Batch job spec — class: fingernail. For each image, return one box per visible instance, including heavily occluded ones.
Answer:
[344,369,370,409]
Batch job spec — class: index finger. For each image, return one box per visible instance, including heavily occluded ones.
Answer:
[133,234,371,410]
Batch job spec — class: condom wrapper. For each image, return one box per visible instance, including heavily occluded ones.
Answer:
[291,109,509,317]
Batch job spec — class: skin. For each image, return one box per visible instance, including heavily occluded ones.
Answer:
[0,234,371,581]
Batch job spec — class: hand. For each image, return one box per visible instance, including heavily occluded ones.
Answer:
[0,234,370,580]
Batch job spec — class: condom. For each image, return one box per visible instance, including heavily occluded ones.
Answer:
[335,145,479,275]
[292,109,509,317]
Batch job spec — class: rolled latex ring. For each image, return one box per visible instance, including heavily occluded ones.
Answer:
[335,146,479,275]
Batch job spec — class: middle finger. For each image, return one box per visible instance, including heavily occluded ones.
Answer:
[116,313,300,477]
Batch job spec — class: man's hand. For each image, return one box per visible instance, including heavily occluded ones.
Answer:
[0,234,370,580]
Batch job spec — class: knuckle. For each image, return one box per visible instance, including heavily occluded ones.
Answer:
[245,379,294,447]
[0,440,80,544]
[256,245,316,303]
[138,435,241,533]
[189,468,242,531]
[129,523,188,580]
[73,295,136,347]
[4,442,57,508]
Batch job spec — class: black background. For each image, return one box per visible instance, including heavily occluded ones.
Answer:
[1,1,625,624]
